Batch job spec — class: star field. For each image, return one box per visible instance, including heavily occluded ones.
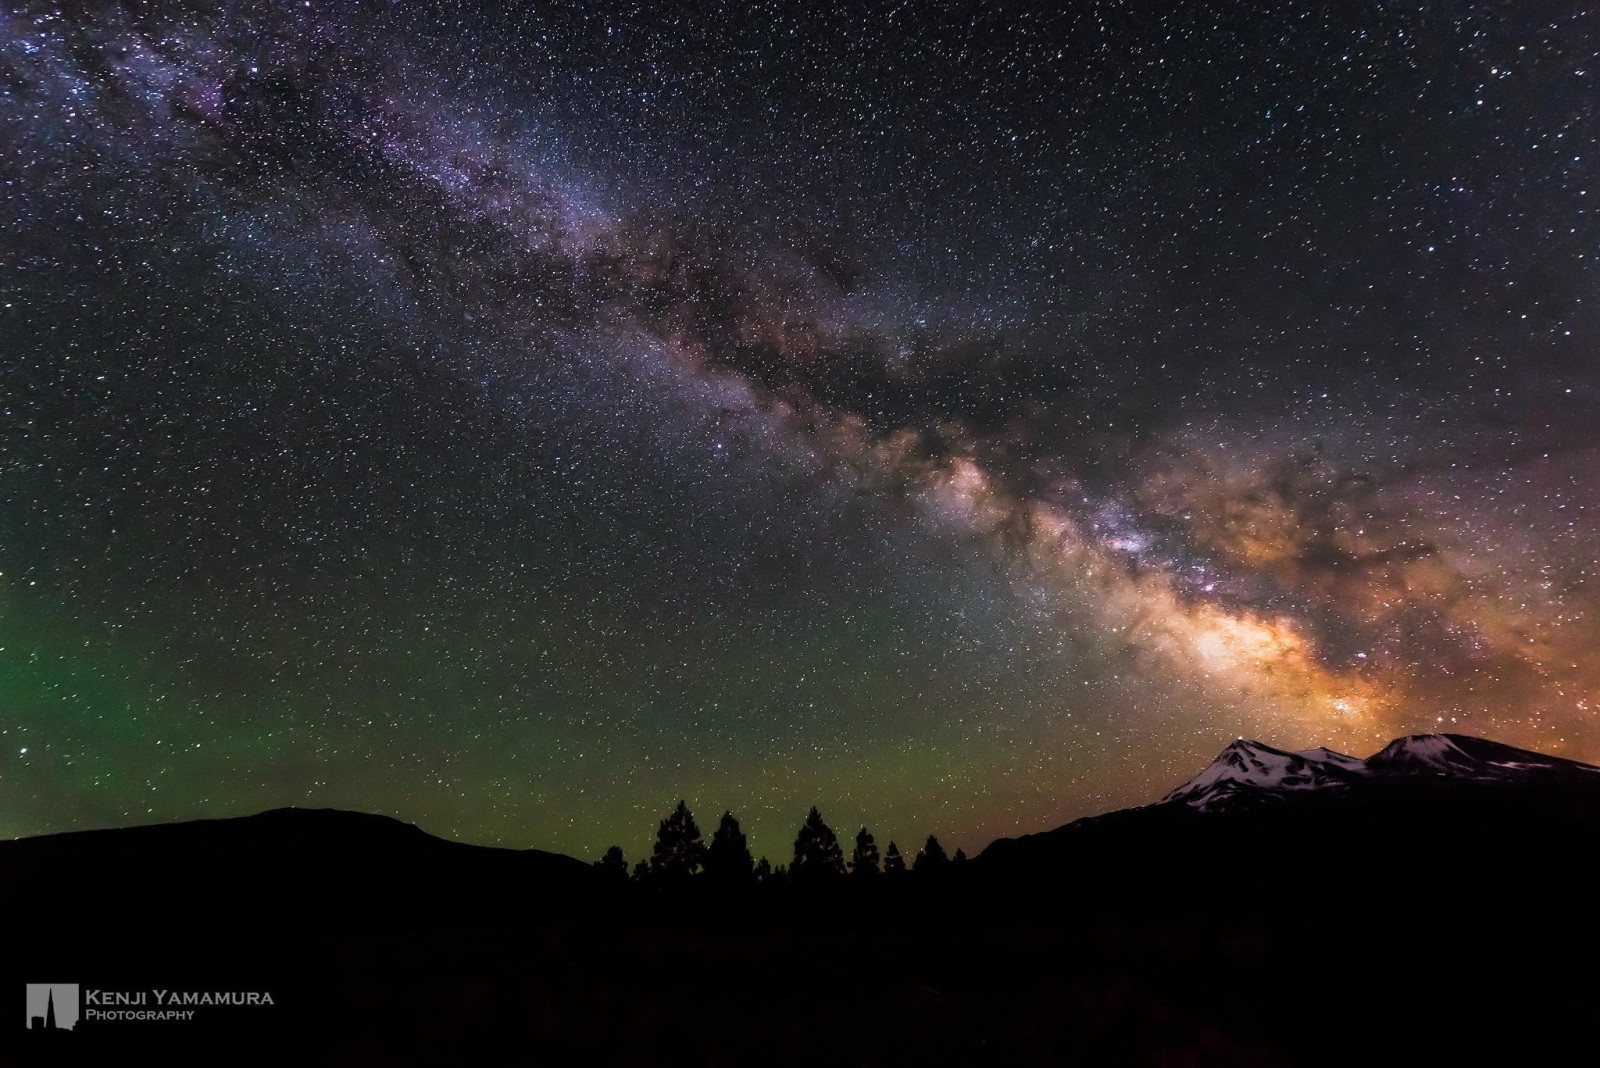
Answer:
[2,0,1598,862]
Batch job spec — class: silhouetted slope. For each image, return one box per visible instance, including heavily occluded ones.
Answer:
[7,732,1598,925]
[2,741,1597,1066]
[0,807,599,926]
[980,733,1600,905]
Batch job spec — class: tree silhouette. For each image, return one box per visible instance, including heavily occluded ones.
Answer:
[791,806,846,879]
[883,841,907,876]
[704,810,754,885]
[850,827,880,877]
[595,845,629,884]
[631,860,649,883]
[649,800,707,883]
[913,835,949,873]
[753,856,773,883]
[952,847,968,865]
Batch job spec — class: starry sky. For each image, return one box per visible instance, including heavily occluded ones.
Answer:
[3,0,1598,862]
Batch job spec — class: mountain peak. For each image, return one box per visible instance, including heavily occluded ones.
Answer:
[1367,733,1600,780]
[1218,738,1286,756]
[1294,746,1365,771]
[1162,732,1600,812]
[1163,739,1363,811]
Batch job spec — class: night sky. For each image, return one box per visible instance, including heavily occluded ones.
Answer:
[3,0,1598,862]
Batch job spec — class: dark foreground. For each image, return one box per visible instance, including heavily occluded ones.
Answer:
[5,889,1594,1068]
[4,772,1599,1067]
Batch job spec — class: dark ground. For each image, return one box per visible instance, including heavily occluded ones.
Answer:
[5,891,1594,1067]
[3,803,1596,1066]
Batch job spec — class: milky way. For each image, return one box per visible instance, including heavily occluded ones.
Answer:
[3,1,1598,860]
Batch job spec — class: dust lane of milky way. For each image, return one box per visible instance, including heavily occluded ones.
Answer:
[2,1,1598,860]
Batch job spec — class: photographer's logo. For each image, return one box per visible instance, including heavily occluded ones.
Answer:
[25,984,79,1032]
[24,981,276,1030]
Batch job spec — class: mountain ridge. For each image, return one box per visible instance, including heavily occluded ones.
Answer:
[978,731,1600,908]
[1162,731,1600,813]
[5,732,1597,921]
[0,803,601,927]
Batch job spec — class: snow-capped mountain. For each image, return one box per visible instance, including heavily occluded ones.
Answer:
[1161,740,1366,811]
[1164,733,1600,812]
[1364,733,1600,780]
[979,729,1600,915]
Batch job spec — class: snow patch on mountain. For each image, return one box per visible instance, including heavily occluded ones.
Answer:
[1164,733,1600,813]
[1295,746,1366,773]
[1162,740,1364,812]
[1367,734,1600,780]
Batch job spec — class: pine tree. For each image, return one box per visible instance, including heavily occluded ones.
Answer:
[952,847,968,865]
[631,860,650,883]
[704,810,754,885]
[753,856,773,882]
[883,841,907,876]
[913,834,949,873]
[850,827,881,877]
[791,806,846,879]
[649,800,707,883]
[595,845,629,884]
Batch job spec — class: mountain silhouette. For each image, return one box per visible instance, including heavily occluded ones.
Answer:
[0,807,601,927]
[3,738,1596,1066]
[979,732,1600,906]
[6,734,1597,920]
[1159,732,1600,811]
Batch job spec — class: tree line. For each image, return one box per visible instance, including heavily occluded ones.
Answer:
[593,801,967,886]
